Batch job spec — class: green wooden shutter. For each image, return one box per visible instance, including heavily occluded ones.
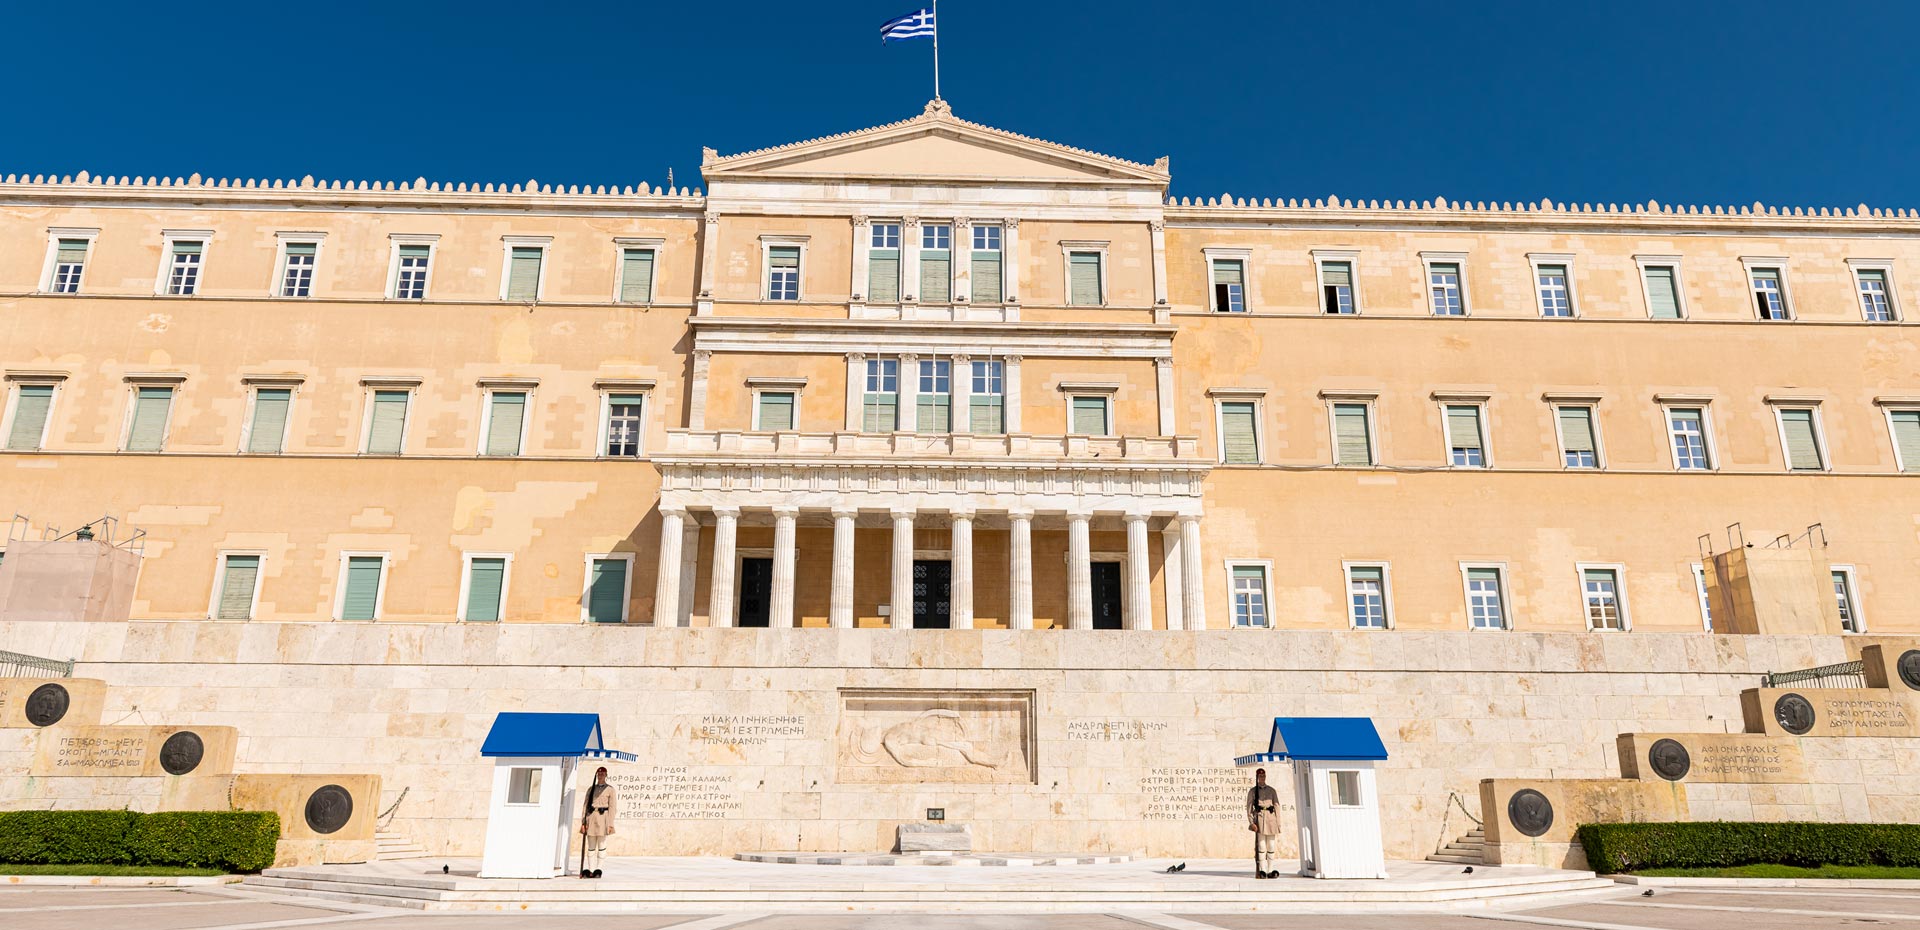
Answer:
[1220,401,1258,464]
[340,556,383,620]
[465,557,506,622]
[1212,259,1244,286]
[1071,396,1108,435]
[1644,266,1680,318]
[1557,406,1595,453]
[126,386,173,451]
[972,251,1002,303]
[869,249,900,303]
[6,385,54,450]
[863,393,897,431]
[920,249,951,303]
[757,392,794,430]
[969,396,1003,433]
[1467,567,1499,584]
[216,555,260,620]
[619,249,655,302]
[247,388,291,454]
[587,558,627,622]
[506,247,543,300]
[55,239,89,264]
[397,244,430,259]
[770,246,800,268]
[1068,252,1102,305]
[1779,408,1822,470]
[1893,411,1920,473]
[916,394,950,432]
[1446,405,1483,451]
[284,241,316,258]
[366,390,409,454]
[1322,261,1352,286]
[484,392,527,456]
[1334,404,1372,465]
[172,241,203,256]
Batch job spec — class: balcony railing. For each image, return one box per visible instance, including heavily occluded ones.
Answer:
[1762,660,1866,690]
[662,429,1201,463]
[1,650,75,679]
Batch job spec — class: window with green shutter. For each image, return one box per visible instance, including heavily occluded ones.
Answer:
[1557,405,1597,468]
[916,360,950,432]
[1219,401,1258,464]
[6,384,55,451]
[1446,405,1485,467]
[969,360,1005,433]
[464,557,506,622]
[1068,251,1102,306]
[869,223,901,303]
[756,391,795,431]
[1643,265,1681,318]
[1333,403,1373,465]
[216,555,260,620]
[484,392,527,456]
[339,556,384,621]
[1892,410,1920,473]
[1778,408,1824,470]
[919,224,951,303]
[767,246,800,300]
[51,238,89,293]
[619,248,655,303]
[863,359,898,432]
[246,388,292,454]
[586,558,627,623]
[125,386,174,452]
[1212,259,1245,312]
[1321,261,1355,314]
[365,390,410,454]
[505,246,543,301]
[1071,395,1109,436]
[972,225,1002,304]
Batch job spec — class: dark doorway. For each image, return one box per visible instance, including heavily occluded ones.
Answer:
[738,558,772,627]
[1091,562,1123,629]
[913,560,951,628]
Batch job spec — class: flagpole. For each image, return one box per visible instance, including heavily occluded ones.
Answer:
[932,0,941,100]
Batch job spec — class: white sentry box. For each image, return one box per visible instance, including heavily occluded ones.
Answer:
[477,712,633,879]
[1236,716,1389,880]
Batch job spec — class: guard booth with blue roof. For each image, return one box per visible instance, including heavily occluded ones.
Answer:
[1234,717,1389,879]
[478,712,635,879]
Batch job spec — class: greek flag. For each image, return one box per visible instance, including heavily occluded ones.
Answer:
[880,8,935,42]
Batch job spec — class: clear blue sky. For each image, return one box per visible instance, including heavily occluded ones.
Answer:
[5,0,1917,208]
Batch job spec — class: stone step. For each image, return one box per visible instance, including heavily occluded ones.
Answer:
[1424,852,1483,865]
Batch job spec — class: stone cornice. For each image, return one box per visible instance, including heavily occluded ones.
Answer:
[0,174,705,217]
[690,317,1175,359]
[1167,198,1920,237]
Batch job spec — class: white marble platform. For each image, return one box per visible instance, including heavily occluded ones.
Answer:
[734,851,1132,866]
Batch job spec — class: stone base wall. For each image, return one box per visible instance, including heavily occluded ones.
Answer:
[3,620,1916,861]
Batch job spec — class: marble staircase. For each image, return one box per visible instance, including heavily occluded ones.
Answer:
[1425,828,1485,866]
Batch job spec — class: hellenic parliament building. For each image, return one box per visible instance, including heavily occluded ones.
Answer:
[2,101,1919,868]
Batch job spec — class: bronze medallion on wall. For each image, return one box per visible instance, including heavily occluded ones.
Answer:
[1647,738,1691,781]
[1507,788,1554,837]
[1897,650,1920,691]
[158,731,205,776]
[304,784,354,835]
[24,683,70,727]
[1774,693,1816,735]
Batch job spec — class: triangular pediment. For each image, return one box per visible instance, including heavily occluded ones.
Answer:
[703,100,1169,186]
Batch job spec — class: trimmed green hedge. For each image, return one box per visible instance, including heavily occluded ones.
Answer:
[1578,822,1920,874]
[0,811,279,873]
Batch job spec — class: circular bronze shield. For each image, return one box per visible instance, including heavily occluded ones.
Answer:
[1648,738,1691,781]
[24,683,70,727]
[1508,788,1555,837]
[159,731,205,776]
[304,784,354,835]
[1898,650,1920,691]
[1774,693,1816,735]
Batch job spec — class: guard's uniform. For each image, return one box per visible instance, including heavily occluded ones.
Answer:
[1246,783,1282,875]
[580,782,617,873]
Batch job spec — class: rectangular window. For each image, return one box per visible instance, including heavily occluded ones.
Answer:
[1212,259,1246,312]
[339,555,384,621]
[756,391,795,431]
[604,393,644,457]
[1535,263,1572,317]
[1219,401,1259,464]
[1465,566,1506,629]
[1231,564,1269,628]
[969,360,1004,433]
[507,767,542,804]
[619,248,656,303]
[971,225,1002,304]
[869,223,901,303]
[505,246,543,301]
[246,388,292,454]
[1320,260,1355,314]
[1332,403,1373,466]
[1068,251,1103,306]
[365,390,411,455]
[1857,268,1894,322]
[1557,405,1598,468]
[1329,771,1362,808]
[1445,405,1486,467]
[1776,407,1824,471]
[125,386,174,452]
[1643,265,1682,319]
[1347,565,1389,629]
[464,556,507,622]
[1890,409,1920,473]
[1750,267,1789,319]
[6,384,55,451]
[863,359,899,432]
[1832,568,1862,633]
[1668,407,1711,470]
[483,391,528,456]
[1070,395,1110,436]
[1428,262,1464,315]
[394,244,431,299]
[916,360,951,432]
[165,241,203,295]
[279,242,317,297]
[1583,567,1625,630]
[920,223,952,303]
[214,554,261,620]
[1694,564,1713,632]
[767,245,800,301]
[51,238,89,294]
[586,557,629,623]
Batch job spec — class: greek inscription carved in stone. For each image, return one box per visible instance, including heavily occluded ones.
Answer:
[1773,693,1816,735]
[25,683,70,727]
[611,768,743,820]
[1508,789,1554,837]
[693,714,807,747]
[1068,719,1169,741]
[1897,650,1920,691]
[159,731,204,775]
[1819,696,1912,732]
[48,733,147,773]
[1647,738,1690,781]
[1140,767,1281,821]
[304,784,354,835]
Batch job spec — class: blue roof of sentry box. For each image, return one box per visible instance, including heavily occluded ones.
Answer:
[480,712,635,761]
[1234,717,1388,766]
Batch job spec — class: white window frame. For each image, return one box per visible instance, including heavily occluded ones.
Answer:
[748,377,807,430]
[332,550,393,621]
[612,238,665,304]
[271,231,326,299]
[1,376,63,451]
[1328,770,1364,808]
[760,235,809,302]
[1435,395,1491,468]
[1419,251,1470,316]
[1458,561,1513,631]
[1061,241,1111,307]
[594,381,654,458]
[156,229,214,297]
[1061,382,1120,437]
[120,376,184,452]
[1740,257,1795,321]
[1768,398,1830,473]
[458,551,515,623]
[1546,395,1605,470]
[1527,253,1578,318]
[1633,254,1688,319]
[477,381,538,457]
[498,236,553,302]
[39,227,99,294]
[386,234,440,300]
[359,380,420,455]
[237,379,300,454]
[1845,258,1902,323]
[1203,247,1254,313]
[1209,388,1266,465]
[1312,249,1362,315]
[207,549,268,620]
[1342,561,1393,630]
[1575,562,1631,632]
[1881,401,1920,473]
[1658,398,1719,472]
[1692,563,1713,632]
[1830,563,1865,633]
[1322,392,1381,467]
[1223,559,1274,629]
[505,767,544,806]
[580,552,636,623]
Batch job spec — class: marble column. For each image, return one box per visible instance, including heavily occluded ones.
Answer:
[678,519,700,627]
[707,507,739,628]
[652,507,685,626]
[950,510,974,629]
[1179,514,1206,630]
[829,508,857,629]
[1124,514,1152,631]
[890,509,916,629]
[770,507,798,628]
[1066,512,1093,630]
[1008,510,1034,630]
[1161,523,1186,632]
